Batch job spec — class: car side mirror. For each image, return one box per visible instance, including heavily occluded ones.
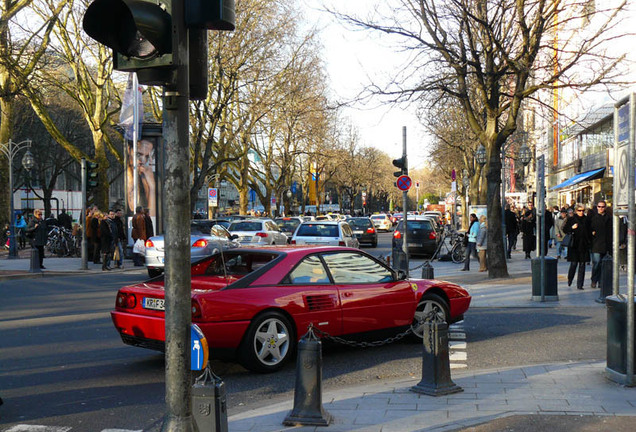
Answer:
[230,234,239,240]
[396,269,408,280]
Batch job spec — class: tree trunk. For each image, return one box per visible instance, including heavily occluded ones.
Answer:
[485,142,508,278]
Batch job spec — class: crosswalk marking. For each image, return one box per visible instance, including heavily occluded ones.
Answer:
[2,428,140,432]
[449,321,467,369]
[4,427,72,432]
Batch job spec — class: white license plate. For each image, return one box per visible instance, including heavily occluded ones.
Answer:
[353,230,363,234]
[143,297,165,311]
[407,243,419,247]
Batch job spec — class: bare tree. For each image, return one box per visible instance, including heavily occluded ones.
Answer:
[330,0,629,277]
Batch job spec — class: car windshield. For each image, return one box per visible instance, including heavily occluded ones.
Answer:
[398,220,433,231]
[275,219,301,231]
[296,223,339,237]
[229,221,263,232]
[371,215,385,220]
[204,251,278,277]
[348,218,371,229]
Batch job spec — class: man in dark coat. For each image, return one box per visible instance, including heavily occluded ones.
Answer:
[504,204,518,259]
[58,209,73,230]
[541,205,554,256]
[114,208,127,268]
[520,202,536,259]
[99,209,117,271]
[563,205,591,290]
[588,200,612,288]
[26,209,47,269]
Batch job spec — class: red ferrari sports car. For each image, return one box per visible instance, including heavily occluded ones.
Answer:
[111,246,471,372]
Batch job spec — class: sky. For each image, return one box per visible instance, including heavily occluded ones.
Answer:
[298,0,431,169]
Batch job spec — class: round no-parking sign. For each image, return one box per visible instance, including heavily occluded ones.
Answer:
[396,175,412,191]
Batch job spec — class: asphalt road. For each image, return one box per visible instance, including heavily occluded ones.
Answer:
[0,233,608,431]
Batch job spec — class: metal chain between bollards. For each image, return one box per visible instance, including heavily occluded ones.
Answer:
[308,309,440,348]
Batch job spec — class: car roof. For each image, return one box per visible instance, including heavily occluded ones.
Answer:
[298,220,341,225]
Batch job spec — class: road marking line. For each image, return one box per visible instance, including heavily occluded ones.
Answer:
[450,351,467,361]
[449,332,466,340]
[449,341,467,349]
[4,426,72,432]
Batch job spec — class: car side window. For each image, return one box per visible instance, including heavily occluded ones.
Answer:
[285,255,330,284]
[341,224,352,237]
[323,252,394,284]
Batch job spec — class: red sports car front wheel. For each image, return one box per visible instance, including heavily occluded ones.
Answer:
[238,311,296,373]
[410,293,450,340]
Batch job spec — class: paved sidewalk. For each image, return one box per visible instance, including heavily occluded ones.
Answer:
[228,361,635,432]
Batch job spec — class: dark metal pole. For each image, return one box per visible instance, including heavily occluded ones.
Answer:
[627,92,635,384]
[8,146,17,258]
[161,0,196,430]
[402,126,409,277]
[80,158,88,270]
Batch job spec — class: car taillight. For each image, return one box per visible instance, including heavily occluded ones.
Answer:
[366,227,376,234]
[191,300,202,319]
[145,239,154,248]
[116,292,137,309]
[393,230,402,239]
[192,239,208,248]
[291,240,296,245]
[255,232,268,238]
[338,241,346,246]
[429,232,436,240]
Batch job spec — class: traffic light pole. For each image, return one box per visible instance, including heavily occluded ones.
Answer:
[161,1,196,431]
[402,126,409,277]
[80,158,88,270]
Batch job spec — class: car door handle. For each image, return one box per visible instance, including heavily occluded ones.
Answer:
[343,292,353,297]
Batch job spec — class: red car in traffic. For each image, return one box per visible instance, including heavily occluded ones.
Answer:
[111,246,471,372]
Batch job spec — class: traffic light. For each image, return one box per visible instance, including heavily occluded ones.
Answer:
[87,162,99,189]
[393,156,408,177]
[83,0,235,89]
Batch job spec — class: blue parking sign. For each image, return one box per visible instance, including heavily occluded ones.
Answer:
[191,324,209,371]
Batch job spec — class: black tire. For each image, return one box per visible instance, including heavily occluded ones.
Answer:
[238,311,296,373]
[451,244,465,264]
[147,268,162,278]
[410,293,450,341]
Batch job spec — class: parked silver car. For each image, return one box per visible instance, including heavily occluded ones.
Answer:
[145,221,239,278]
[290,221,359,248]
[228,219,288,245]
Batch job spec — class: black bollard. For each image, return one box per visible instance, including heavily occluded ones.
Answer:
[411,320,463,396]
[28,247,41,273]
[596,254,613,304]
[192,364,228,432]
[283,326,331,427]
[422,261,434,279]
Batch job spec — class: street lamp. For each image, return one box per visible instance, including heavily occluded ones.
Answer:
[475,144,487,166]
[0,139,33,258]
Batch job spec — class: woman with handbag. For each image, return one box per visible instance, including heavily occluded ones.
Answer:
[563,205,590,290]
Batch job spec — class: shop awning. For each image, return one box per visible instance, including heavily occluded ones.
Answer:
[550,167,606,190]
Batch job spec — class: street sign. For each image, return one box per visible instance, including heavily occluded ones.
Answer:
[396,175,412,191]
[617,144,629,206]
[291,181,297,194]
[191,324,209,371]
[208,188,218,207]
[415,181,420,189]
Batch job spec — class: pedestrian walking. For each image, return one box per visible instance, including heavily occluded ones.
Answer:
[520,202,536,259]
[476,215,488,272]
[462,213,479,271]
[114,208,126,268]
[15,213,27,249]
[504,204,517,259]
[26,209,47,269]
[91,210,102,264]
[144,207,154,238]
[563,204,590,290]
[58,209,72,231]
[541,204,554,256]
[588,200,612,288]
[131,206,147,266]
[99,209,117,271]
[554,209,568,259]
